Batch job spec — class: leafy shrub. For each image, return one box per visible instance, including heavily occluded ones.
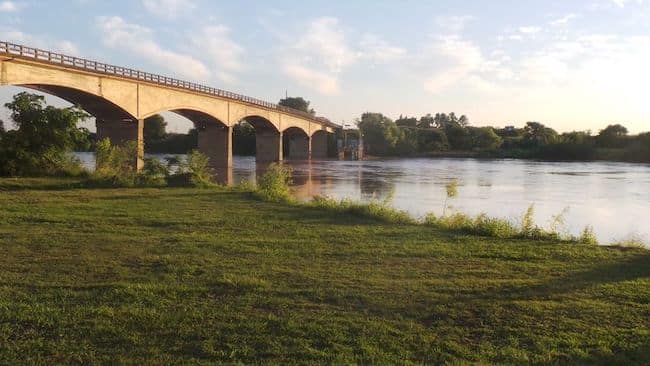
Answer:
[0,92,90,177]
[137,158,169,187]
[473,214,519,238]
[89,139,139,187]
[578,226,599,245]
[309,196,415,224]
[168,150,215,187]
[255,163,293,202]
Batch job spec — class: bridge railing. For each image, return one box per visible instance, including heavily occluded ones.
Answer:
[0,41,339,128]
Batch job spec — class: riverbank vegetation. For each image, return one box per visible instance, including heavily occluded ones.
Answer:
[358,112,650,163]
[0,177,648,364]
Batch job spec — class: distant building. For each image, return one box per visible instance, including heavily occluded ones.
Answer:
[337,129,364,160]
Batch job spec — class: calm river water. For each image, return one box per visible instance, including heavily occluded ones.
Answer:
[76,152,649,245]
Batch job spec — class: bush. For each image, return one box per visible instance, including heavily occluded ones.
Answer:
[169,150,215,187]
[578,226,598,245]
[0,92,90,177]
[137,158,169,187]
[255,163,293,202]
[309,196,416,224]
[89,139,139,187]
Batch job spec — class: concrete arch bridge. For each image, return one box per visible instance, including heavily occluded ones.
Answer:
[0,41,339,170]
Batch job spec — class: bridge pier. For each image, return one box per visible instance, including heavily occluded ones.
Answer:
[197,124,232,167]
[256,130,283,162]
[286,135,310,160]
[311,131,329,159]
[96,119,144,171]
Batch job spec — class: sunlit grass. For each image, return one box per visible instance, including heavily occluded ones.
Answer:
[0,177,648,364]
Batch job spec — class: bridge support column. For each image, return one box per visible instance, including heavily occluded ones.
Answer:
[256,130,282,162]
[198,124,232,167]
[311,131,329,159]
[96,119,144,171]
[287,135,310,160]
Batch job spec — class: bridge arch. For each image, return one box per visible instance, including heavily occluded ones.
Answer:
[283,127,310,160]
[235,115,282,162]
[6,83,136,121]
[3,83,144,169]
[311,129,330,159]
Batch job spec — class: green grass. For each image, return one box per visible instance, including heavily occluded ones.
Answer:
[0,178,648,365]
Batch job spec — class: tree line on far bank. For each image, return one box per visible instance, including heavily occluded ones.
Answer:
[357,112,650,163]
[1,91,649,178]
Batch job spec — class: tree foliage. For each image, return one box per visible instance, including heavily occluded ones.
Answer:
[523,122,559,147]
[357,113,403,156]
[596,124,629,148]
[233,121,256,155]
[0,92,89,176]
[144,114,167,142]
[279,97,315,115]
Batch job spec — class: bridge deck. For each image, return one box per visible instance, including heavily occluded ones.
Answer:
[0,41,339,129]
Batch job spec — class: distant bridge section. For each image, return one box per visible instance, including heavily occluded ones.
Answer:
[0,41,339,169]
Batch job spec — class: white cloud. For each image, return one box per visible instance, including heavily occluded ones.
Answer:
[282,61,339,95]
[281,17,358,95]
[423,35,487,93]
[190,25,244,83]
[0,1,18,12]
[551,14,577,26]
[295,17,358,73]
[141,0,195,19]
[435,15,474,33]
[96,16,209,80]
[611,0,644,7]
[1,29,79,55]
[359,34,406,62]
[519,26,541,34]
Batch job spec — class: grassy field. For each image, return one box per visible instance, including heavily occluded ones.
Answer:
[0,178,648,365]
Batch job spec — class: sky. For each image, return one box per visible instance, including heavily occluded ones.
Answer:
[1,0,649,133]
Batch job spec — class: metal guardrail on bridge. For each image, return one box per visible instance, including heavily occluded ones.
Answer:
[0,41,339,128]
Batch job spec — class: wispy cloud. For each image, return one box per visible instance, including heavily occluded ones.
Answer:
[280,17,358,95]
[611,0,644,8]
[0,29,78,54]
[422,35,488,93]
[551,13,577,26]
[141,0,195,19]
[0,1,19,12]
[359,34,407,63]
[189,25,244,84]
[96,16,209,80]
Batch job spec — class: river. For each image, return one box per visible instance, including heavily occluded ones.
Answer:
[75,152,650,245]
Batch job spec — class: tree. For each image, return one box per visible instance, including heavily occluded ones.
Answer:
[470,127,502,150]
[357,112,400,156]
[417,114,435,128]
[233,121,256,155]
[596,124,629,148]
[561,131,593,145]
[523,122,558,147]
[394,128,418,155]
[0,92,89,176]
[144,114,167,142]
[417,129,449,152]
[447,124,472,150]
[0,119,5,135]
[395,115,418,128]
[279,97,315,115]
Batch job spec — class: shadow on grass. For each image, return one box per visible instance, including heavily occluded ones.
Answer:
[0,178,88,191]
[499,252,650,300]
[571,340,650,366]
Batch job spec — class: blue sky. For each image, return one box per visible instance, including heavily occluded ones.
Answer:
[1,0,649,133]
